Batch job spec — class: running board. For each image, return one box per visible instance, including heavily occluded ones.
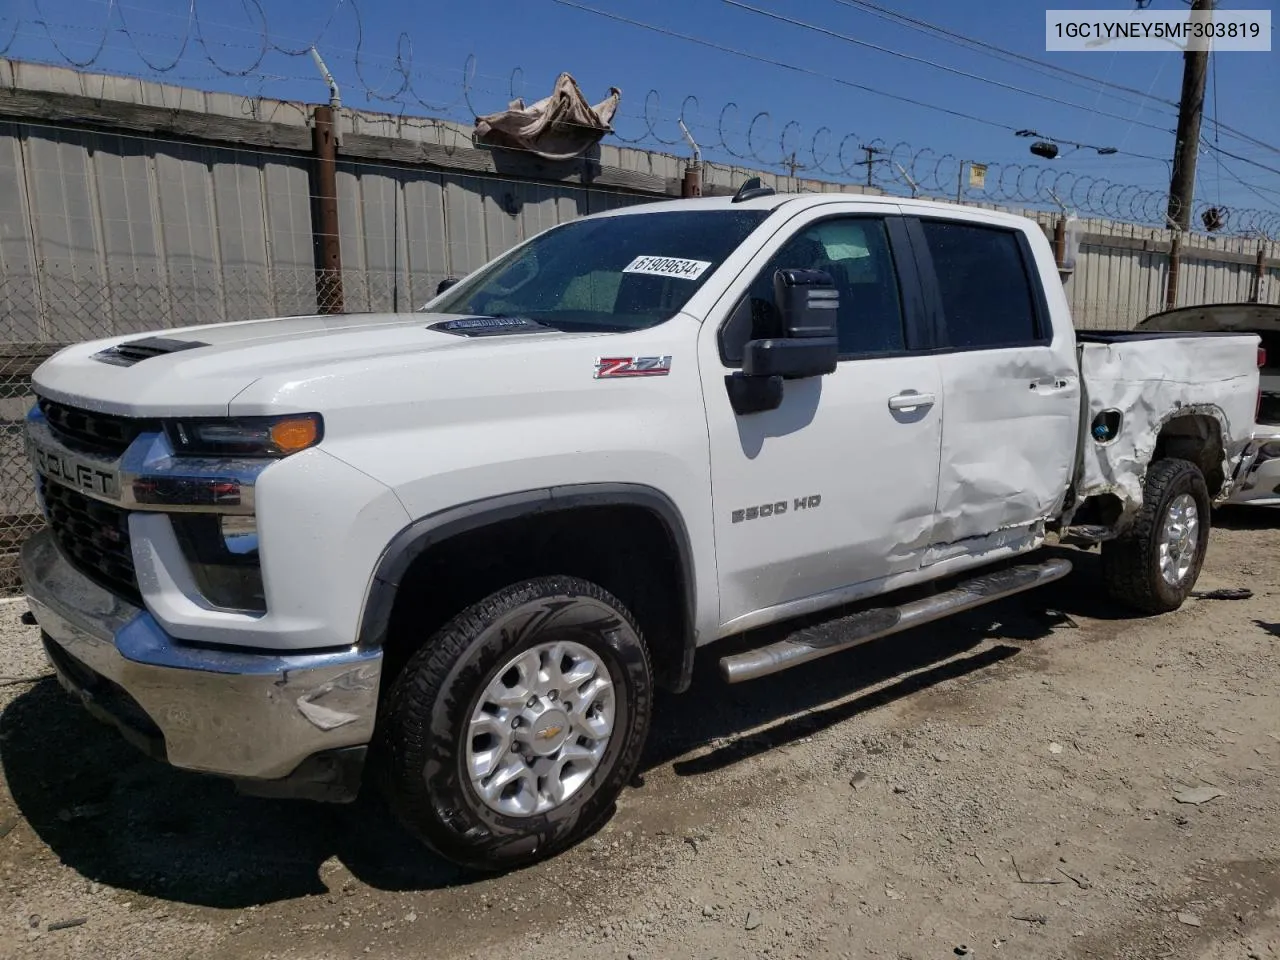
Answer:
[718,557,1074,684]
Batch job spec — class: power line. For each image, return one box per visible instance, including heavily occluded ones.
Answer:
[1200,140,1280,179]
[822,0,1279,159]
[545,0,1210,178]
[1214,157,1280,213]
[546,0,1017,132]
[822,0,1181,111]
[717,0,1176,134]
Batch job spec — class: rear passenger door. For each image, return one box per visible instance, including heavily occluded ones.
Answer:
[908,215,1081,557]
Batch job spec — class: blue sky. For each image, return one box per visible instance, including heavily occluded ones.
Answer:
[3,0,1277,217]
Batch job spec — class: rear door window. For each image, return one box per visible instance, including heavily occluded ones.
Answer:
[918,220,1044,349]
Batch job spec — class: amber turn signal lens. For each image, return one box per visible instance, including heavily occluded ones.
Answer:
[270,417,320,454]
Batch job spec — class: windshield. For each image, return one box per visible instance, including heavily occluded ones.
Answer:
[427,209,771,332]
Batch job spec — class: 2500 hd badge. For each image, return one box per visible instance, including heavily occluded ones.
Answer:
[731,494,822,524]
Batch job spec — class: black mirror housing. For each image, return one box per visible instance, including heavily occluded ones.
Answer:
[724,267,840,415]
[742,268,839,379]
[436,276,460,295]
[773,268,839,339]
[743,338,838,379]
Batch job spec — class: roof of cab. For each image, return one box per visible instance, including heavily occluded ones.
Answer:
[588,191,1043,232]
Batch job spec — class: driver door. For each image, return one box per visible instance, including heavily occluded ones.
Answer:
[698,205,945,634]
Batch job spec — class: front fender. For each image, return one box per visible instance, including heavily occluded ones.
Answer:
[355,483,704,693]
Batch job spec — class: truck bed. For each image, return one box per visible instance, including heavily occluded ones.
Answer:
[1074,330,1261,520]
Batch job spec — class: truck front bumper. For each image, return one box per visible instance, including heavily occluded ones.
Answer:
[21,529,382,802]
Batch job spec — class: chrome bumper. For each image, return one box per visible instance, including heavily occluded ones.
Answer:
[22,529,382,797]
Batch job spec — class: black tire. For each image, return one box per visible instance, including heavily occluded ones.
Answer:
[1102,458,1211,614]
[377,575,653,872]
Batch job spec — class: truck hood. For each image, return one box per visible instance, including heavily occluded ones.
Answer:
[30,312,616,417]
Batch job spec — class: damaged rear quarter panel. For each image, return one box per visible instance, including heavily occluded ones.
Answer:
[1074,335,1260,520]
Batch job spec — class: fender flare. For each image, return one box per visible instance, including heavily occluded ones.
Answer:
[356,483,699,693]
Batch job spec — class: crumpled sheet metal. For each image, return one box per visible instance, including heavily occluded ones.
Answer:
[931,351,1079,548]
[474,72,621,161]
[1074,335,1260,517]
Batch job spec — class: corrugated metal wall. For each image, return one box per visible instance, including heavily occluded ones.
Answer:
[2,116,1275,341]
[0,122,318,344]
[1066,238,1279,331]
[333,164,647,314]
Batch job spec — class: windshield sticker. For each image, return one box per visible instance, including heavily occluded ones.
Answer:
[622,256,712,281]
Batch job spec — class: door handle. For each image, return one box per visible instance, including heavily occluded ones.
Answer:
[888,391,936,411]
[1030,376,1074,393]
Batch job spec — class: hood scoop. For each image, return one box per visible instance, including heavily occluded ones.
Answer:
[93,336,209,367]
[428,316,553,338]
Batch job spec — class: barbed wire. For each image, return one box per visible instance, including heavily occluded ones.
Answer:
[2,0,1278,237]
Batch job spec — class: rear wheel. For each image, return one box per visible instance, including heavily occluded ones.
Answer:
[1102,458,1211,614]
[377,575,653,872]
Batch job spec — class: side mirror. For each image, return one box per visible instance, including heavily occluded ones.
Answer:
[726,269,840,415]
[775,267,840,339]
[742,268,839,378]
[436,276,460,295]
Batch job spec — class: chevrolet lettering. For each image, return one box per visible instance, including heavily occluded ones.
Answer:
[28,442,118,499]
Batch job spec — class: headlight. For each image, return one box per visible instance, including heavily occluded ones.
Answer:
[171,514,265,613]
[165,414,323,458]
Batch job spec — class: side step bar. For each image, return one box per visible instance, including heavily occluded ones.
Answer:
[718,557,1074,684]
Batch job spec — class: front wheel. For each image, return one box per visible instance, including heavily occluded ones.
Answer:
[377,576,653,872]
[1102,458,1211,614]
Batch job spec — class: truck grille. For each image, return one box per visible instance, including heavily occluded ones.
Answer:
[37,397,158,456]
[41,477,140,604]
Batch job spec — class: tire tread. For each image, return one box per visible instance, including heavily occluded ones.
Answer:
[1102,458,1209,614]
[377,575,652,872]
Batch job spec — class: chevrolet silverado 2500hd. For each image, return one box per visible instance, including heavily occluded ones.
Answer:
[21,182,1262,871]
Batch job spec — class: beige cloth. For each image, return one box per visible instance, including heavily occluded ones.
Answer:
[474,73,621,161]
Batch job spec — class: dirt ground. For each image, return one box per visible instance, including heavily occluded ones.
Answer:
[1,511,1278,960]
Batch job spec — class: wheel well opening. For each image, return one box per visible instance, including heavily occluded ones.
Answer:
[380,505,691,696]
[1067,492,1125,529]
[1153,414,1225,495]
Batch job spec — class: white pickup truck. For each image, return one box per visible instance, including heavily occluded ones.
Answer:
[20,182,1262,872]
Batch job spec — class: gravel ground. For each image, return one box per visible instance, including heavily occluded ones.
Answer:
[1,512,1278,960]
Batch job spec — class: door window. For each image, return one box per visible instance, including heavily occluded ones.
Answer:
[722,217,906,363]
[918,220,1043,349]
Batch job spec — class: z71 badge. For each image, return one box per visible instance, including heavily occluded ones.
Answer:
[594,356,672,379]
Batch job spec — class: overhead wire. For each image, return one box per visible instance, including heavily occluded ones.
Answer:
[820,0,1278,158]
[821,0,1182,110]
[715,0,1176,134]
[4,0,1275,229]
[546,0,1017,132]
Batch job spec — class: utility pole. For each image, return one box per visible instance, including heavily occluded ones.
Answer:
[1165,0,1213,231]
[311,104,344,314]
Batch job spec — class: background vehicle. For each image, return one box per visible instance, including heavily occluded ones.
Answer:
[21,183,1261,872]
